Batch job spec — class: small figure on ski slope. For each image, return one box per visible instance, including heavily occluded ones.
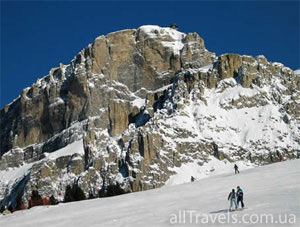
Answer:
[234,164,239,174]
[236,186,245,208]
[191,176,196,182]
[228,189,237,211]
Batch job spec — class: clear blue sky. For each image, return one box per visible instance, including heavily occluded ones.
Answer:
[1,1,299,108]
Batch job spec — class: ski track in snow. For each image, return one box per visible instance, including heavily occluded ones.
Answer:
[0,159,299,227]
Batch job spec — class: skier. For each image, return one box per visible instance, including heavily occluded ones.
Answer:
[191,176,195,182]
[228,189,237,211]
[236,186,245,208]
[234,164,239,174]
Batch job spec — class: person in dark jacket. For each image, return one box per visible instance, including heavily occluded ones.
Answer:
[234,164,239,174]
[191,176,196,182]
[236,186,245,208]
[228,189,237,211]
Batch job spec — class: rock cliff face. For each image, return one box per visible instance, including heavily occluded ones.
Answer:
[0,25,299,209]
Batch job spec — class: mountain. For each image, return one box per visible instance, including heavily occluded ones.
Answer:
[0,25,299,210]
[1,159,299,226]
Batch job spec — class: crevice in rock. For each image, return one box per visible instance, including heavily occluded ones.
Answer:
[118,159,129,178]
[107,104,112,136]
[128,108,151,128]
[138,132,144,157]
[153,91,168,112]
[84,146,92,171]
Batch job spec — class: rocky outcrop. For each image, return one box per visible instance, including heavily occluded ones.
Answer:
[0,26,299,210]
[0,26,215,157]
[217,54,243,80]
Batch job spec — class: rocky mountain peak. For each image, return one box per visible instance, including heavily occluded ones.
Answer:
[0,25,299,211]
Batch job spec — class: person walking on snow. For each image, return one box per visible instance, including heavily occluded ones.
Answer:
[228,189,237,211]
[236,186,245,208]
[234,164,239,174]
[191,176,196,182]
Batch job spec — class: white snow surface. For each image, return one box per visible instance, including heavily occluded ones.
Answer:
[0,163,34,186]
[49,97,65,108]
[131,98,146,109]
[139,25,186,55]
[0,159,299,226]
[165,76,300,154]
[44,139,84,160]
[139,25,185,41]
[165,158,254,186]
[294,69,300,76]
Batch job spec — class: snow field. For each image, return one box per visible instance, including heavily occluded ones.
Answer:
[0,159,299,227]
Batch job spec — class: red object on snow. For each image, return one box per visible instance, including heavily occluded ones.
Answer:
[42,197,51,205]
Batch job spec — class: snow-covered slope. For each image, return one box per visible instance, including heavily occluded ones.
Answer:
[165,157,254,186]
[1,159,299,227]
